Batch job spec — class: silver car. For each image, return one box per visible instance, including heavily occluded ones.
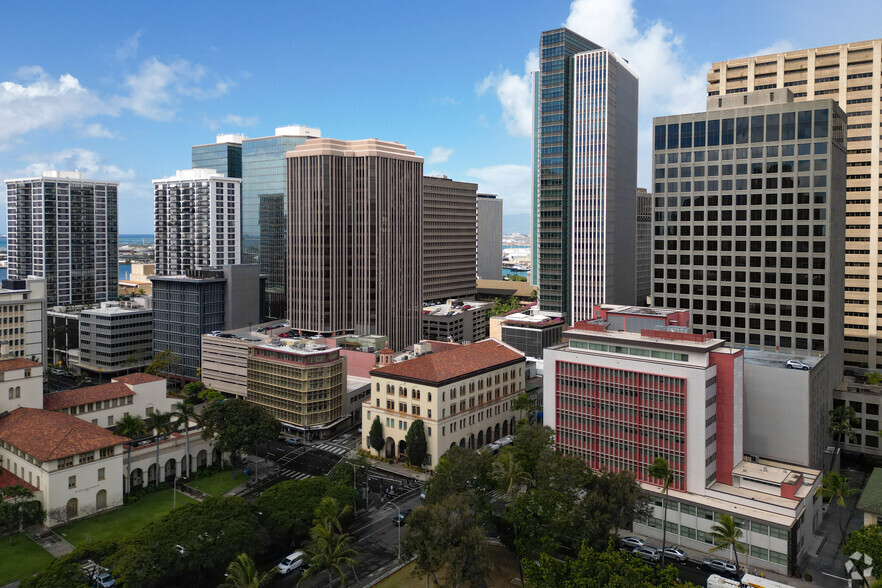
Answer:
[662,546,687,562]
[632,546,661,562]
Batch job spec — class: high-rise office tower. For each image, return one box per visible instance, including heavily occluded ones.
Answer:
[241,125,321,320]
[477,193,503,280]
[287,139,423,351]
[6,171,118,306]
[423,176,477,301]
[651,89,846,380]
[708,39,881,371]
[635,187,652,305]
[530,69,541,288]
[533,28,639,321]
[153,169,241,276]
[192,133,245,178]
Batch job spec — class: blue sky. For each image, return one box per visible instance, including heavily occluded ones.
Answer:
[1,0,880,234]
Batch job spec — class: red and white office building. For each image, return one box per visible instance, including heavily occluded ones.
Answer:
[544,304,821,576]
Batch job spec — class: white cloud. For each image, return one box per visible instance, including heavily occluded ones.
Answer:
[123,57,232,121]
[116,30,143,61]
[741,40,794,59]
[79,123,116,138]
[432,96,459,106]
[0,67,107,150]
[17,148,136,182]
[476,50,537,137]
[464,164,531,214]
[426,146,454,165]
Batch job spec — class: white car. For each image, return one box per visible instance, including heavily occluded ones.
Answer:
[278,550,307,574]
[786,359,810,370]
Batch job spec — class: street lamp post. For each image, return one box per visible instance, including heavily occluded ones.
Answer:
[388,502,401,561]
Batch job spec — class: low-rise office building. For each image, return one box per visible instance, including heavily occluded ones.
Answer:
[363,338,526,468]
[0,278,46,362]
[77,300,153,375]
[421,299,490,343]
[499,311,564,359]
[833,379,882,459]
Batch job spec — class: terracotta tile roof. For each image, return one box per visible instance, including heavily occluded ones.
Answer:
[0,358,41,373]
[0,469,38,494]
[43,383,134,411]
[112,373,165,385]
[0,408,128,462]
[371,339,524,384]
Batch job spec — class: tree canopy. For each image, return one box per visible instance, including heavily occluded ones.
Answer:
[199,398,280,464]
[845,524,882,578]
[369,416,385,456]
[256,476,357,543]
[405,419,428,467]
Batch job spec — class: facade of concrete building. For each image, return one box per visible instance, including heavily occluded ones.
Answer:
[423,177,477,301]
[239,125,321,320]
[247,340,347,437]
[477,193,503,281]
[287,139,423,351]
[153,169,241,276]
[0,358,43,412]
[6,171,118,306]
[77,300,153,374]
[833,379,882,458]
[363,339,526,468]
[499,312,564,359]
[651,90,846,391]
[534,28,639,321]
[708,39,882,371]
[421,299,490,343]
[636,188,652,305]
[192,133,245,178]
[544,316,821,575]
[150,265,261,380]
[47,307,80,367]
[0,278,46,362]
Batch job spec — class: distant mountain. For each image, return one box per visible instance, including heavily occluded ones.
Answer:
[503,213,531,236]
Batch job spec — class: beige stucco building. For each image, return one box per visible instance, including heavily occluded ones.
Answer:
[361,338,525,468]
[708,38,882,371]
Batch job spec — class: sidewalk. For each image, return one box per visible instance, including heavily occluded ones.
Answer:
[368,460,431,483]
[24,524,73,558]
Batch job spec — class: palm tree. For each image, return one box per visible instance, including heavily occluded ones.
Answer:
[491,448,532,500]
[709,514,747,574]
[648,456,674,567]
[299,523,358,587]
[173,401,200,477]
[828,405,858,470]
[816,472,861,545]
[512,392,532,425]
[149,410,176,486]
[313,497,352,535]
[117,414,146,494]
[219,552,276,588]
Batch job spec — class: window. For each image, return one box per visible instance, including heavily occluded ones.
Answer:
[68,475,77,489]
[98,467,105,481]
[58,456,74,470]
[99,447,115,459]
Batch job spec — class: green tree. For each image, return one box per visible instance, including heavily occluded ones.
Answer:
[512,392,532,425]
[524,540,695,588]
[21,540,120,588]
[816,472,861,545]
[508,274,527,282]
[845,524,882,580]
[492,448,531,500]
[313,496,353,535]
[402,493,489,587]
[299,521,358,587]
[429,445,494,503]
[510,423,555,480]
[149,409,177,486]
[117,413,146,493]
[369,416,385,457]
[648,456,674,566]
[709,514,747,574]
[867,372,882,385]
[829,405,859,470]
[257,477,357,543]
[174,400,200,476]
[219,552,276,588]
[145,349,181,377]
[529,288,538,302]
[0,485,44,544]
[404,419,428,467]
[200,399,281,467]
[182,381,205,403]
[198,387,225,403]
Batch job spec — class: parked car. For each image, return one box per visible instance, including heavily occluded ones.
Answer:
[419,490,427,501]
[277,550,307,574]
[632,546,661,562]
[286,437,303,447]
[91,571,116,588]
[662,546,688,562]
[785,359,811,370]
[702,558,739,577]
[621,536,646,549]
[81,560,116,588]
[392,509,412,526]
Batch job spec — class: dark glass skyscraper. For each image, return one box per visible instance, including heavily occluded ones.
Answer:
[192,134,244,178]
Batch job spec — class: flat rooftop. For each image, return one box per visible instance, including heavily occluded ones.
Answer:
[743,348,823,370]
[202,321,293,343]
[422,300,491,317]
[255,339,340,356]
[562,326,727,351]
[502,312,559,325]
[597,304,688,317]
[347,376,371,393]
[642,483,798,527]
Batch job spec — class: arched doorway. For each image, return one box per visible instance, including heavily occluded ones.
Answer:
[130,468,143,490]
[510,417,516,436]
[385,437,396,460]
[66,498,78,520]
[450,442,457,449]
[502,420,509,437]
[96,490,107,510]
[486,427,493,443]
[398,440,407,461]
[164,458,177,482]
[212,448,221,466]
[147,464,157,485]
[494,423,501,440]
[197,450,207,469]
[477,431,484,447]
[468,434,475,450]
[459,438,465,448]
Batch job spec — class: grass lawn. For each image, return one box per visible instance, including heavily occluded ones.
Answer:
[56,488,197,546]
[188,470,248,496]
[375,546,521,588]
[0,533,54,585]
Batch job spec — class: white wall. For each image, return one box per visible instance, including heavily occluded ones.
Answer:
[0,369,42,412]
